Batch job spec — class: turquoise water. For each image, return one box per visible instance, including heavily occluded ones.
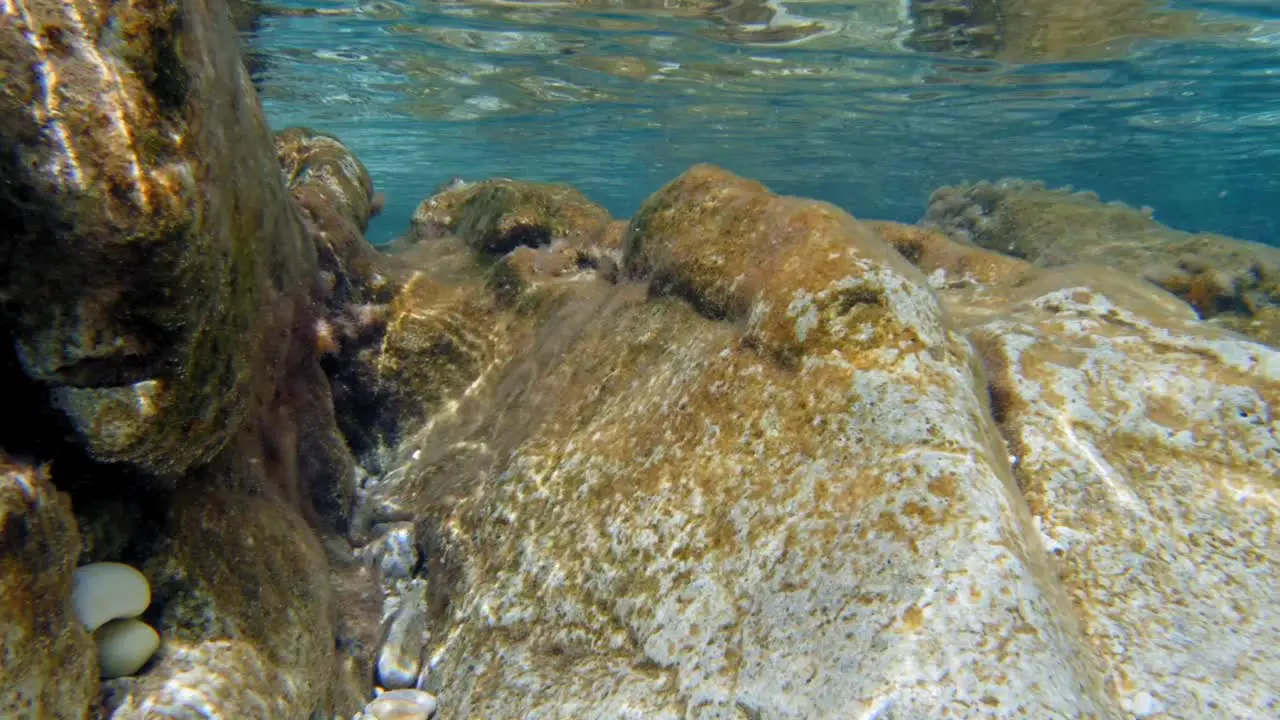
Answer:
[248,0,1280,246]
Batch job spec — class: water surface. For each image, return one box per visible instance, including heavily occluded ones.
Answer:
[247,0,1280,245]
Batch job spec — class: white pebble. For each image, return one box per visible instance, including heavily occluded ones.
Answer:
[72,562,151,631]
[95,618,160,678]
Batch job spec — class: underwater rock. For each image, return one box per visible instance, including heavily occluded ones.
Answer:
[364,165,1278,718]
[383,164,1114,716]
[2,0,383,715]
[0,455,97,718]
[277,127,379,235]
[95,619,161,679]
[72,561,151,633]
[376,603,429,689]
[881,222,1280,717]
[923,179,1280,346]
[0,0,314,476]
[407,178,613,254]
[360,688,439,720]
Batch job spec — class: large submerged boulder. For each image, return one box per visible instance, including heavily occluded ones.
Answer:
[361,165,1278,719]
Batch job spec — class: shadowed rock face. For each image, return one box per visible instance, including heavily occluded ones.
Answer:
[0,0,313,477]
[361,165,1278,719]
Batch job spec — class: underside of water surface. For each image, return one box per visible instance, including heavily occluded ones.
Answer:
[247,0,1280,246]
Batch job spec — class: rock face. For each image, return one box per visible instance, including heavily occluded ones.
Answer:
[0,0,313,476]
[361,165,1279,719]
[1,0,382,717]
[924,179,1280,346]
[0,455,97,719]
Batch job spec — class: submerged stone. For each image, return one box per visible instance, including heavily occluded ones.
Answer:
[361,165,1278,719]
[407,178,613,254]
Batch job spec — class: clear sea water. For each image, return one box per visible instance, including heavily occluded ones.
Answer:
[248,0,1280,247]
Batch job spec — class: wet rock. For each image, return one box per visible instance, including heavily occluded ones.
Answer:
[407,178,613,254]
[373,520,422,576]
[363,165,1278,718]
[276,127,379,235]
[880,222,1280,717]
[363,267,503,452]
[377,603,429,689]
[2,0,383,715]
[389,165,1113,716]
[0,455,96,718]
[922,179,1280,345]
[0,0,316,476]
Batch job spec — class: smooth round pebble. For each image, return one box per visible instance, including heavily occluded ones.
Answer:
[362,688,438,720]
[72,562,151,631]
[95,618,160,678]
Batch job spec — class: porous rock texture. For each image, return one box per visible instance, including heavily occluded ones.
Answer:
[364,165,1279,719]
[879,221,1280,717]
[0,455,97,718]
[0,0,382,717]
[924,179,1280,346]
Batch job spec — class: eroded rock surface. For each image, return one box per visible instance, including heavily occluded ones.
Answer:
[882,220,1280,717]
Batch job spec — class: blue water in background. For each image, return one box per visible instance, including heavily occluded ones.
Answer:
[248,0,1280,247]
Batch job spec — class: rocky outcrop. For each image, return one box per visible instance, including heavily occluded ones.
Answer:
[357,165,1278,719]
[0,455,97,718]
[924,179,1280,346]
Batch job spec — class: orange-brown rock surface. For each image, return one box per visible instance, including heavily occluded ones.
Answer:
[362,167,1278,718]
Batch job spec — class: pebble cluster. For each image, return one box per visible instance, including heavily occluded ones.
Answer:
[352,461,438,720]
